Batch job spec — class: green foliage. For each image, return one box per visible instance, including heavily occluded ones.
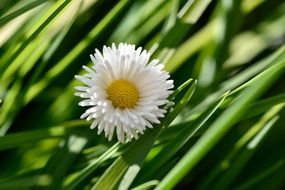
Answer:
[0,0,285,189]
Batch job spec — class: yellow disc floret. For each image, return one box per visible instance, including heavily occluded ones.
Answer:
[107,79,139,109]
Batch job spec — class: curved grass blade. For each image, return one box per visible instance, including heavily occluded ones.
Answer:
[131,180,159,190]
[91,79,196,190]
[242,93,285,120]
[208,116,279,190]
[65,143,120,189]
[0,0,72,79]
[234,160,284,190]
[198,103,284,190]
[137,91,229,182]
[35,133,88,190]
[155,51,285,190]
[0,0,51,26]
[0,175,51,190]
[24,0,134,104]
[0,120,88,151]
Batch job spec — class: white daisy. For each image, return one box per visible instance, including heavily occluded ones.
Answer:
[75,43,174,143]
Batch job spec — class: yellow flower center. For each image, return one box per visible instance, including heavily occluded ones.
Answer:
[107,79,139,109]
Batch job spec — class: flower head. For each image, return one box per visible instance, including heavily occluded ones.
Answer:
[75,43,173,142]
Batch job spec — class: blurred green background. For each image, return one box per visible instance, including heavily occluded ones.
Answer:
[0,0,285,189]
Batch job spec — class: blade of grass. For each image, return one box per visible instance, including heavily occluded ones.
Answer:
[0,175,51,190]
[91,79,196,190]
[198,103,284,190]
[0,1,83,134]
[137,91,229,182]
[234,160,284,190]
[0,0,72,81]
[0,120,88,151]
[24,0,133,104]
[209,116,279,190]
[36,133,88,190]
[242,93,285,120]
[164,20,215,72]
[178,0,212,24]
[65,143,120,189]
[109,0,168,42]
[131,180,159,190]
[155,50,285,190]
[0,0,51,26]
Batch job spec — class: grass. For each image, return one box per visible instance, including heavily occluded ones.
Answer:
[0,0,285,189]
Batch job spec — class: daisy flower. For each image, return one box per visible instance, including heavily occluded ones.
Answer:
[75,43,174,143]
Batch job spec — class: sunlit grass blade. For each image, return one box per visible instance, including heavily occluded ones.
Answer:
[65,143,120,189]
[0,1,82,134]
[0,175,51,190]
[151,0,212,60]
[242,93,285,120]
[221,45,285,92]
[137,91,229,182]
[193,0,242,88]
[0,120,88,151]
[155,50,285,190]
[198,103,284,190]
[110,0,168,43]
[24,0,133,104]
[179,0,212,24]
[92,79,196,190]
[235,160,284,190]
[131,180,159,190]
[36,134,88,190]
[0,0,50,26]
[164,21,215,72]
[206,116,279,190]
[0,0,72,79]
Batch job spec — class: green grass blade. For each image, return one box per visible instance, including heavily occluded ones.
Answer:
[0,120,88,151]
[198,103,284,190]
[24,0,133,104]
[0,175,51,190]
[209,116,279,190]
[235,160,284,190]
[164,21,215,72]
[0,0,72,79]
[155,50,285,190]
[243,93,285,120]
[179,0,212,24]
[37,134,88,189]
[65,143,120,189]
[0,0,50,26]
[131,180,159,190]
[92,79,196,190]
[163,80,197,127]
[138,91,228,182]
